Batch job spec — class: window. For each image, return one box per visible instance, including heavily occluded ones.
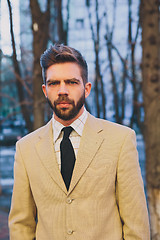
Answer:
[75,19,84,29]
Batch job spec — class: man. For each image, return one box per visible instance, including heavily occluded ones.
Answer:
[9,44,150,239]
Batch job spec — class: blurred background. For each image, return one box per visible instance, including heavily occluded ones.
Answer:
[0,0,159,239]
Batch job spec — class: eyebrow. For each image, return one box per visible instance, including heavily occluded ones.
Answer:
[46,78,81,83]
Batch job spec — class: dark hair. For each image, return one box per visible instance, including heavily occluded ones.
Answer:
[40,43,88,85]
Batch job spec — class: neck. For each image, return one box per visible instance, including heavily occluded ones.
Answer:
[54,106,84,126]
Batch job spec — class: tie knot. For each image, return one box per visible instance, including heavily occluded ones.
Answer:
[62,126,73,139]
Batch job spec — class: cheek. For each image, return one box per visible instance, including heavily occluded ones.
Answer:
[74,90,84,99]
[46,90,57,100]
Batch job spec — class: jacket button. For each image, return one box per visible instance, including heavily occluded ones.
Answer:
[67,229,73,235]
[66,198,72,204]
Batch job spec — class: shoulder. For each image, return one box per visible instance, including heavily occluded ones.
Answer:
[86,113,135,140]
[17,120,52,145]
[88,113,133,132]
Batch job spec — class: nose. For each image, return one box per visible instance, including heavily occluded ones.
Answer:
[58,83,68,96]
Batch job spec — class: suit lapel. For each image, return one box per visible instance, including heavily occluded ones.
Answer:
[69,114,104,194]
[35,120,67,194]
[34,115,104,195]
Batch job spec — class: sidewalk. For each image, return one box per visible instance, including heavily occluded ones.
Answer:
[0,210,9,240]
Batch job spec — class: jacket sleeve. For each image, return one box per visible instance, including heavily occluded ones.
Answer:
[8,141,37,240]
[116,129,150,239]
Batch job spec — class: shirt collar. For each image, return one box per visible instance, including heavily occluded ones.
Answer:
[52,108,88,142]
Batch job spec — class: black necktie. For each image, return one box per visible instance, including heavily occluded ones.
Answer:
[60,126,76,191]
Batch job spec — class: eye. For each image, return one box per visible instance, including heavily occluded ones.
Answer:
[66,80,79,85]
[70,81,77,84]
[47,81,60,86]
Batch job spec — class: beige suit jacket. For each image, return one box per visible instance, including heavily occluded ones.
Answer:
[9,113,150,240]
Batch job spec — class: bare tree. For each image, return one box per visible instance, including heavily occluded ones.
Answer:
[104,0,120,122]
[7,0,33,132]
[86,0,106,119]
[6,0,71,131]
[104,0,142,126]
[55,0,70,44]
[111,45,128,123]
[141,0,160,238]
[128,0,141,129]
[30,0,51,130]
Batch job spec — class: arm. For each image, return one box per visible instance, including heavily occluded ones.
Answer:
[116,130,150,239]
[9,142,37,240]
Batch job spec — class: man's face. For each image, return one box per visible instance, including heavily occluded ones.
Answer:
[42,62,91,124]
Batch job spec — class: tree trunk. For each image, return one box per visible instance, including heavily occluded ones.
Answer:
[86,0,106,119]
[108,38,128,124]
[95,0,106,119]
[7,0,33,132]
[86,1,100,118]
[141,0,160,238]
[55,0,70,44]
[106,41,120,122]
[128,0,141,128]
[121,59,127,122]
[30,0,51,130]
[95,50,106,119]
[104,0,120,122]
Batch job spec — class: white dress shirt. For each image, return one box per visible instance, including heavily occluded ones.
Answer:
[52,109,88,170]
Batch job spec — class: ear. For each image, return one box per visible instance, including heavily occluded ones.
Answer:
[42,84,47,97]
[85,82,92,98]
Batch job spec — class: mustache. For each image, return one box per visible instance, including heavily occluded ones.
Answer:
[54,95,74,105]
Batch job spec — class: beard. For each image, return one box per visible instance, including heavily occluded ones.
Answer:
[46,92,85,121]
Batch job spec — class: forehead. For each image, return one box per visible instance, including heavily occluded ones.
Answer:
[46,62,82,80]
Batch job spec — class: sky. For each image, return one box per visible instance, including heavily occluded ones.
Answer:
[0,0,20,56]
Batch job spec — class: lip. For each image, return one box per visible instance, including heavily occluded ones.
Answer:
[57,102,71,108]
